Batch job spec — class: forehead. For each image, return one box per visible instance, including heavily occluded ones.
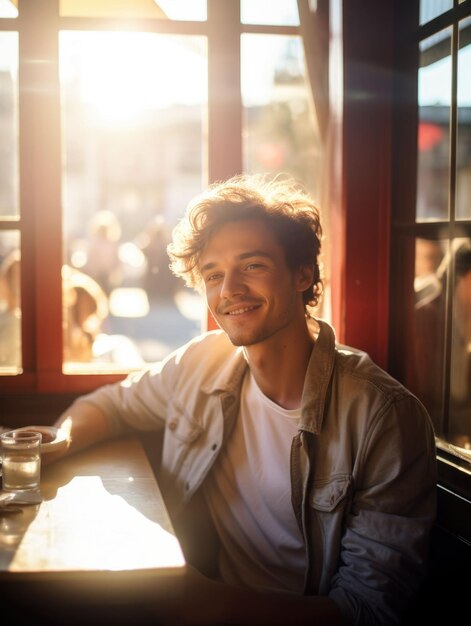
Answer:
[198,218,283,265]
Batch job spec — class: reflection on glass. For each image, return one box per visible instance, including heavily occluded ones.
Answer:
[0,32,19,217]
[241,0,299,26]
[60,31,207,372]
[449,239,471,449]
[419,0,453,26]
[417,29,452,221]
[409,238,448,431]
[0,231,21,373]
[456,18,471,220]
[241,34,321,201]
[60,0,207,20]
[0,0,17,18]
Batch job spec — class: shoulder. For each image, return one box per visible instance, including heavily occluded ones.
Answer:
[332,343,434,436]
[156,329,243,385]
[171,329,236,363]
[333,343,433,425]
[326,347,437,483]
[334,343,408,398]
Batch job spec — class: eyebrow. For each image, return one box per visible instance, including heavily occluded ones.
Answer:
[200,250,274,273]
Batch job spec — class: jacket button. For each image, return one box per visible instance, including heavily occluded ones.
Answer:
[168,420,178,430]
[211,443,217,451]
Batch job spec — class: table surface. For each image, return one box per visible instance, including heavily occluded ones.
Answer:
[0,435,186,578]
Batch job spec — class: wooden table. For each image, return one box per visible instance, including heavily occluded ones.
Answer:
[0,436,186,623]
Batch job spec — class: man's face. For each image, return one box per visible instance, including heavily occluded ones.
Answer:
[198,218,308,347]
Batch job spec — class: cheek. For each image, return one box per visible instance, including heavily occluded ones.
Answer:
[204,287,219,311]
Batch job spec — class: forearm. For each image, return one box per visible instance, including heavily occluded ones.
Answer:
[51,400,113,461]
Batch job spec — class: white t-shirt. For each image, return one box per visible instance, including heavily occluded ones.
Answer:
[203,371,306,594]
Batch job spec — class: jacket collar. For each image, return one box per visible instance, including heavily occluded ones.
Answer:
[200,342,248,397]
[200,318,337,435]
[300,318,336,434]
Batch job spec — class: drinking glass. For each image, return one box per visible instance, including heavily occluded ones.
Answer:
[0,430,42,492]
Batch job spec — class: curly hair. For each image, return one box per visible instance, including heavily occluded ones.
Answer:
[167,174,323,309]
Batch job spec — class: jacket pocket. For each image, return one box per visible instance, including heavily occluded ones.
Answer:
[309,474,351,512]
[161,407,205,497]
[166,405,203,444]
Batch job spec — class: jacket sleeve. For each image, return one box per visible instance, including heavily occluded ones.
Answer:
[68,330,232,436]
[70,344,187,436]
[329,393,437,625]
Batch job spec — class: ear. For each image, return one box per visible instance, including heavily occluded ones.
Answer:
[295,265,314,292]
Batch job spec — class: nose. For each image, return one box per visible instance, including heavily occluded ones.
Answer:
[220,270,247,299]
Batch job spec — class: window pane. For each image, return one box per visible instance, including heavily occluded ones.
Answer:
[241,0,299,26]
[448,239,471,452]
[155,0,206,21]
[409,237,448,433]
[60,0,207,20]
[0,31,18,217]
[241,34,322,200]
[60,31,207,372]
[0,0,17,18]
[419,0,453,26]
[0,231,21,373]
[417,29,452,221]
[456,18,471,220]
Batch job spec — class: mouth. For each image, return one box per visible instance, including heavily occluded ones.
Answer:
[222,304,261,316]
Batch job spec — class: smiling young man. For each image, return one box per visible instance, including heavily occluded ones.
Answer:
[53,174,437,626]
[199,217,315,409]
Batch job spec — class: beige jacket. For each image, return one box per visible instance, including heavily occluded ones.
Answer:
[75,319,437,625]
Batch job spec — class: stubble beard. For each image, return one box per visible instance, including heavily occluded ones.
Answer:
[218,305,296,348]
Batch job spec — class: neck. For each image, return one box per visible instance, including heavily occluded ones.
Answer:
[245,318,315,410]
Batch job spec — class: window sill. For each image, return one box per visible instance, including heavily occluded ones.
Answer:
[436,449,471,544]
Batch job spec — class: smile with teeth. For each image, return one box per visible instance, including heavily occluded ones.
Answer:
[225,305,260,316]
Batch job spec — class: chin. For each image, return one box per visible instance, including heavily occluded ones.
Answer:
[225,331,266,348]
[223,330,247,346]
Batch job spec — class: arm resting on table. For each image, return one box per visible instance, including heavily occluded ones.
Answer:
[48,402,113,464]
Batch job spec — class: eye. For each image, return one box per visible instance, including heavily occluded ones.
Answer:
[245,263,264,271]
[205,272,223,283]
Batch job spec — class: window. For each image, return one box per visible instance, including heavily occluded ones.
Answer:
[0,0,324,398]
[390,0,471,479]
[0,28,19,373]
[60,30,208,372]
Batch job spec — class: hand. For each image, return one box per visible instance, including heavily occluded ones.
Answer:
[41,447,69,466]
